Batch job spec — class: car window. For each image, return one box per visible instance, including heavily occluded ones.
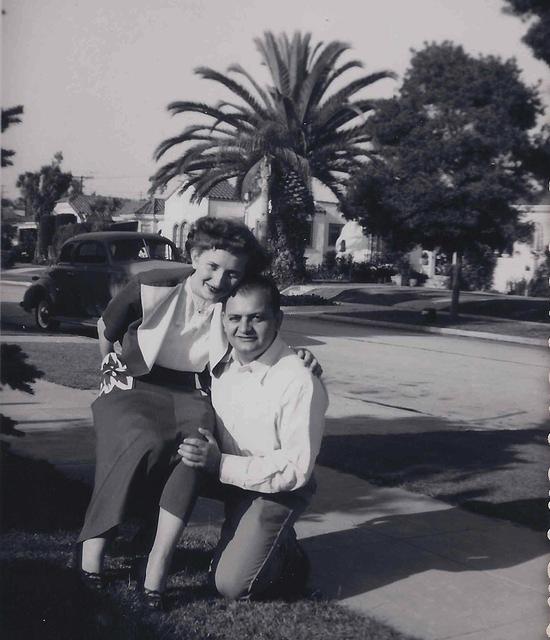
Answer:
[73,241,107,265]
[110,239,176,262]
[58,243,75,263]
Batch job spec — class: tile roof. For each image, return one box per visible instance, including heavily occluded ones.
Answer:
[208,181,240,201]
[115,198,148,217]
[134,198,165,216]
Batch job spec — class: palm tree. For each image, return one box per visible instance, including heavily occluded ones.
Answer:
[150,32,394,282]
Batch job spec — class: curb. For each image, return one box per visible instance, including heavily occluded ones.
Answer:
[2,280,32,286]
[284,307,547,347]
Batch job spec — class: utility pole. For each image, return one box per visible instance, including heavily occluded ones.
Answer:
[73,175,94,193]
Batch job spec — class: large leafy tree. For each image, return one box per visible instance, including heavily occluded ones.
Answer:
[502,0,550,66]
[150,31,393,282]
[344,42,543,316]
[16,152,75,261]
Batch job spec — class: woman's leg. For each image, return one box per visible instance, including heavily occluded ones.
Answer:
[144,507,186,592]
[81,536,108,574]
[144,461,203,592]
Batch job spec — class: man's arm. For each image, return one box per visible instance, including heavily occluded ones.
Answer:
[179,376,328,493]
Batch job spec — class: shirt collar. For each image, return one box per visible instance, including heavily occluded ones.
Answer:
[228,335,287,383]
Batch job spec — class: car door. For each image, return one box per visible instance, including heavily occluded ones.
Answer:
[71,240,111,317]
[50,241,81,316]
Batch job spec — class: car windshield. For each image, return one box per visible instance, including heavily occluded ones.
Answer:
[109,238,176,262]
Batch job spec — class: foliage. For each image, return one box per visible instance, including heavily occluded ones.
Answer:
[527,250,550,296]
[460,244,498,291]
[89,195,122,221]
[0,344,44,394]
[150,31,394,283]
[1,105,23,167]
[307,250,395,283]
[16,153,75,260]
[0,343,43,439]
[503,0,550,66]
[343,42,543,313]
[51,219,110,258]
[280,293,334,306]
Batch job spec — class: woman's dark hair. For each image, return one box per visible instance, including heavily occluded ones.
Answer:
[185,217,270,275]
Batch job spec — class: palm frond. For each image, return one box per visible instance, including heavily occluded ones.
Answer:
[195,66,268,118]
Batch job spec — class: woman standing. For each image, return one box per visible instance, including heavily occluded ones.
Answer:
[77,217,269,601]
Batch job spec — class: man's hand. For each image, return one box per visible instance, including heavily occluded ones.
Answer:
[293,347,323,377]
[178,428,221,474]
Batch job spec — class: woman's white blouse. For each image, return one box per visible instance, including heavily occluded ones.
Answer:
[155,277,215,372]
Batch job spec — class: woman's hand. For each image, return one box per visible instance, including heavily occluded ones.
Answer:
[293,347,323,377]
[178,428,221,474]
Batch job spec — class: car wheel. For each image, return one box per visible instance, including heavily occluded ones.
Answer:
[35,297,60,331]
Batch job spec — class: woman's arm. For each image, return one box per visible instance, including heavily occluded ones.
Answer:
[97,317,114,358]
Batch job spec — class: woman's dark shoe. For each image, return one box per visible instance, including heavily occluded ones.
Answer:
[141,588,166,611]
[74,543,105,591]
[78,568,105,591]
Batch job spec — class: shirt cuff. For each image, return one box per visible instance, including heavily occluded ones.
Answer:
[219,453,249,487]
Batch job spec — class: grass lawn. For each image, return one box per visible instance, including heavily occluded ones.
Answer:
[7,341,102,390]
[319,416,548,532]
[0,450,417,640]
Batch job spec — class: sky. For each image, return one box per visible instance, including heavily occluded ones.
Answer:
[2,0,548,201]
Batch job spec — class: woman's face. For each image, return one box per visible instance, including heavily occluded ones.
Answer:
[189,247,248,302]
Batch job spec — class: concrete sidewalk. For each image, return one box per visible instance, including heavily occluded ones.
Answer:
[2,378,547,639]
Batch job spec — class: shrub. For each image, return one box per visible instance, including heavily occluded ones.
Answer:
[528,252,550,297]
[460,245,497,291]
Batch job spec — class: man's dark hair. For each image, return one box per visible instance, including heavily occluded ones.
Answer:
[225,274,281,314]
[185,216,270,275]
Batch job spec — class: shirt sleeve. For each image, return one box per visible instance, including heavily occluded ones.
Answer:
[218,375,328,493]
[101,276,142,343]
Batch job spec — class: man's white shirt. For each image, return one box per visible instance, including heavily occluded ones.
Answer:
[211,336,328,493]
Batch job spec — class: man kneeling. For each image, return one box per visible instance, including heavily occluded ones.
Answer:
[178,275,328,600]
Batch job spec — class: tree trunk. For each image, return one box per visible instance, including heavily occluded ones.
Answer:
[264,162,312,287]
[450,250,462,319]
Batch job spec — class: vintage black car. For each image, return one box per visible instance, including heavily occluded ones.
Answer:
[21,231,191,330]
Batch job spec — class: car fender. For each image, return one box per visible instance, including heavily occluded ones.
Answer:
[20,279,59,312]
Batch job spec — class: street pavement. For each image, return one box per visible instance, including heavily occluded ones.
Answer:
[1,313,547,640]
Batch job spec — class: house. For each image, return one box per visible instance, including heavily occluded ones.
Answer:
[52,193,93,222]
[162,176,347,265]
[2,205,37,257]
[51,194,165,234]
[111,198,165,234]
[335,191,550,292]
[163,181,243,251]
[492,193,550,293]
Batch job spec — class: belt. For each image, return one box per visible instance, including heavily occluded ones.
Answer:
[138,365,210,391]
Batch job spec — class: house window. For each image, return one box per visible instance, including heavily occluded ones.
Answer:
[304,221,314,248]
[328,223,344,247]
[172,224,179,244]
[179,222,187,249]
[534,222,544,252]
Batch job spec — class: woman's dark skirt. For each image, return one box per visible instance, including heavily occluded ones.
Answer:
[78,366,214,542]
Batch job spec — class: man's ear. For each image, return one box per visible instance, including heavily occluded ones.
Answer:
[276,310,284,331]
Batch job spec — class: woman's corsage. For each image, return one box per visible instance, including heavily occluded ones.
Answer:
[99,352,134,396]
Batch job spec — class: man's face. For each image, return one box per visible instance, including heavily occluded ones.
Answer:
[223,288,283,364]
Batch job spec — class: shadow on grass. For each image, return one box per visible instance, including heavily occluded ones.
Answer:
[0,449,91,532]
[318,416,548,530]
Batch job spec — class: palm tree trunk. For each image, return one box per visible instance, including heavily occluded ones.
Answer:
[450,250,462,319]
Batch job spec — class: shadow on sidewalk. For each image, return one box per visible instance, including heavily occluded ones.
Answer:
[317,414,547,531]
[302,502,545,602]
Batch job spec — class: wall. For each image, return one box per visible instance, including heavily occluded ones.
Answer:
[491,205,549,292]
